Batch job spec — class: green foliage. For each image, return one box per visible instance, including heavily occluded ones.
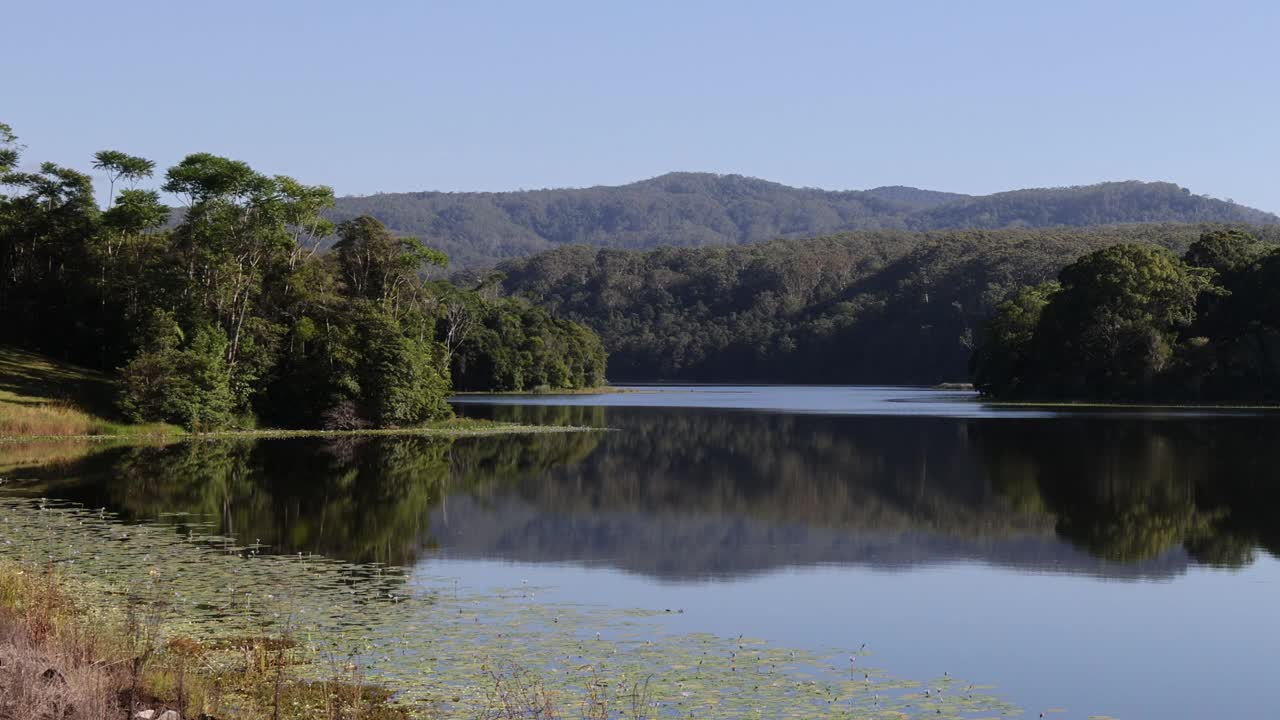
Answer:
[0,123,19,175]
[975,231,1280,402]
[330,172,1278,268]
[447,293,607,392]
[971,282,1059,396]
[499,224,1279,383]
[333,215,446,304]
[1031,244,1216,399]
[119,317,235,430]
[0,122,606,431]
[356,304,452,426]
[1183,228,1269,274]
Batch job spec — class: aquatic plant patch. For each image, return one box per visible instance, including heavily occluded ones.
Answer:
[0,496,1020,718]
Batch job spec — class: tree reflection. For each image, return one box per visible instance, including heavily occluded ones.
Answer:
[11,429,602,565]
[973,419,1280,567]
[7,407,1279,576]
[460,406,1280,574]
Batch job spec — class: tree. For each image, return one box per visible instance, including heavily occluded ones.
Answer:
[0,122,19,175]
[971,282,1059,396]
[1183,228,1268,275]
[333,215,447,308]
[0,160,101,359]
[161,154,333,392]
[357,305,451,426]
[119,312,235,430]
[1030,244,1216,399]
[92,150,155,206]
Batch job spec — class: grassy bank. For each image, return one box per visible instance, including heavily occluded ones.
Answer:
[0,417,604,443]
[0,346,181,438]
[1,347,603,441]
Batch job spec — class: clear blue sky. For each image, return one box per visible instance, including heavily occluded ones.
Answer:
[7,0,1278,211]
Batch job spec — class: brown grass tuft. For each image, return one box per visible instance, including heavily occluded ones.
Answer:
[0,563,417,720]
[0,565,126,720]
[0,402,103,437]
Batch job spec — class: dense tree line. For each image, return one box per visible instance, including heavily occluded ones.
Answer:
[0,123,604,429]
[496,225,1280,384]
[331,172,1278,268]
[973,230,1280,402]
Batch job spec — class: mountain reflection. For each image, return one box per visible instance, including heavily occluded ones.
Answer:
[6,404,1279,579]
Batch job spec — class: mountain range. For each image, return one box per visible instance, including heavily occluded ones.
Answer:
[329,173,1279,267]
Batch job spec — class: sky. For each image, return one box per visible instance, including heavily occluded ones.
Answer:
[6,0,1279,211]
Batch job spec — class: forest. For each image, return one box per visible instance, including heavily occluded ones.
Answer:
[331,172,1278,267]
[0,123,605,431]
[973,229,1280,403]
[496,224,1280,384]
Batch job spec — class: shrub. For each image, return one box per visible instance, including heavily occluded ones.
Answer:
[119,326,234,431]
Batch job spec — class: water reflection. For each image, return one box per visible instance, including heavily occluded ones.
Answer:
[975,419,1280,566]
[3,429,602,565]
[448,405,1280,579]
[5,404,1278,578]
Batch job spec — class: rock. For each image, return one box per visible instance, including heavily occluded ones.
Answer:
[134,710,156,720]
[158,711,181,720]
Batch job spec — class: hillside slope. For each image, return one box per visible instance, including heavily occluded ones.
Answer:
[330,173,1278,267]
[0,347,117,416]
[497,224,1280,384]
[0,346,124,437]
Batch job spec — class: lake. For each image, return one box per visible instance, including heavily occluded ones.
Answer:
[3,385,1278,719]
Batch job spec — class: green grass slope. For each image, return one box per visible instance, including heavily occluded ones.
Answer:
[0,346,177,438]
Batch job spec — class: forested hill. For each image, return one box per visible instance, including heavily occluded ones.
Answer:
[330,173,1278,267]
[495,224,1280,384]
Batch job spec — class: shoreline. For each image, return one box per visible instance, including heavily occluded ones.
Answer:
[450,386,633,396]
[982,398,1280,411]
[0,418,605,443]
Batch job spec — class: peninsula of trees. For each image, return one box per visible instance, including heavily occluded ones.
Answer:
[0,123,605,432]
[972,230,1280,403]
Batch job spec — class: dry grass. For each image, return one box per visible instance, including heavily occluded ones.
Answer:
[0,402,105,438]
[0,563,414,720]
[0,565,126,720]
[0,561,658,720]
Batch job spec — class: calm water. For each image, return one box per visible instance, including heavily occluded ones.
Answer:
[6,386,1280,719]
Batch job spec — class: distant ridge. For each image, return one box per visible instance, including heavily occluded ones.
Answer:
[329,173,1278,267]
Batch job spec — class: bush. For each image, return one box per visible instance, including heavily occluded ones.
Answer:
[119,327,234,431]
